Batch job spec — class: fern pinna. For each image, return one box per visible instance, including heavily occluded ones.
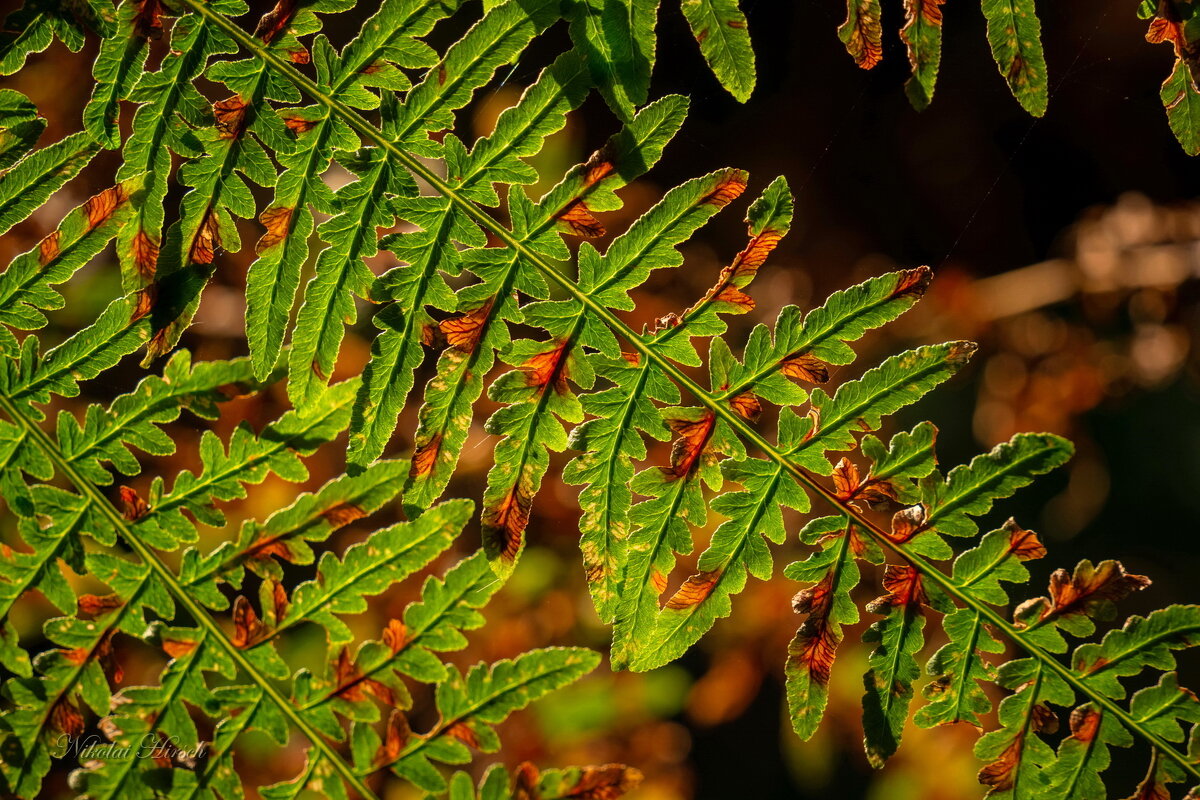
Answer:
[0,1,1196,800]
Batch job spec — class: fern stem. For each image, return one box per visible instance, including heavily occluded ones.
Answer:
[0,390,382,800]
[170,0,1200,780]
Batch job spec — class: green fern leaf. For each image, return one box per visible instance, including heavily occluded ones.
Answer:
[112,1,242,293]
[0,174,144,353]
[981,0,1048,116]
[401,95,687,515]
[245,0,459,380]
[133,379,358,549]
[270,499,472,649]
[862,565,952,767]
[0,0,115,75]
[0,90,45,169]
[566,0,657,120]
[1161,57,1200,156]
[180,459,408,608]
[681,0,756,102]
[919,432,1074,538]
[384,647,600,792]
[915,520,1043,728]
[293,550,504,738]
[901,0,945,109]
[0,131,100,236]
[348,53,591,468]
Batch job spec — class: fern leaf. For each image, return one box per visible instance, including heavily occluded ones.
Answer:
[975,660,1072,799]
[134,379,358,549]
[632,341,969,671]
[901,0,945,109]
[790,341,975,473]
[269,499,472,649]
[0,174,144,353]
[981,0,1048,116]
[1,293,168,417]
[0,131,100,236]
[294,550,503,738]
[83,0,152,148]
[566,0,657,120]
[246,0,458,380]
[628,441,803,670]
[1043,704,1131,800]
[568,178,790,621]
[613,276,946,669]
[1129,672,1200,745]
[0,486,95,675]
[0,89,45,170]
[391,0,560,155]
[1071,606,1200,699]
[681,0,756,101]
[915,521,1044,727]
[861,565,949,767]
[402,95,687,515]
[287,99,412,408]
[384,648,601,792]
[113,2,242,292]
[58,350,262,485]
[181,459,408,608]
[1161,57,1200,156]
[918,432,1074,538]
[0,558,173,797]
[1014,559,1152,650]
[481,168,747,573]
[0,0,115,75]
[838,0,883,70]
[348,53,591,468]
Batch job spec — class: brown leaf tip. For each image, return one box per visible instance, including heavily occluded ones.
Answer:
[483,481,533,563]
[891,265,933,299]
[1002,518,1046,561]
[118,485,149,521]
[665,570,720,610]
[699,169,749,208]
[320,501,367,528]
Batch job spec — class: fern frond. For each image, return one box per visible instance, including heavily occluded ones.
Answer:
[180,459,408,607]
[627,341,970,671]
[0,130,100,236]
[293,550,503,738]
[178,14,1200,792]
[286,96,413,408]
[900,0,944,109]
[262,499,471,651]
[381,648,601,792]
[59,350,263,484]
[981,0,1048,116]
[0,90,45,169]
[566,0,657,120]
[134,379,357,549]
[481,167,748,574]
[568,177,790,623]
[401,94,687,515]
[0,292,181,418]
[0,0,115,75]
[112,1,242,293]
[245,0,460,380]
[0,174,144,353]
[348,52,591,467]
[681,0,755,101]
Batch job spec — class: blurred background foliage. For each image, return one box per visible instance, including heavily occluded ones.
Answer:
[2,1,1199,798]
